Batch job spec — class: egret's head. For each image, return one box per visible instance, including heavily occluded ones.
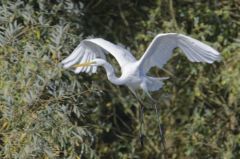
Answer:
[73,58,106,68]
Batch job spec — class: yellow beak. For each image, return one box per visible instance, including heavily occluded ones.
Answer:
[73,61,96,68]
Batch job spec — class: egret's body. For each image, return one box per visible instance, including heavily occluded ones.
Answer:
[62,33,220,95]
[61,33,221,149]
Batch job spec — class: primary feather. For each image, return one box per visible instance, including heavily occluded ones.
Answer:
[61,38,136,74]
[138,33,221,74]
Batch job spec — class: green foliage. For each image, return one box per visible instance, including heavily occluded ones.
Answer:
[0,0,240,158]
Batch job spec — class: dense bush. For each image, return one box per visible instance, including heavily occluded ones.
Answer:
[0,0,239,158]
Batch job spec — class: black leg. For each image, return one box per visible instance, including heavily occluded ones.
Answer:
[129,89,166,154]
[129,90,145,147]
[154,103,166,152]
[147,94,167,153]
[139,101,145,148]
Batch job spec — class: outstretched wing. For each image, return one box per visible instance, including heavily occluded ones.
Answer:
[61,38,136,74]
[138,33,221,74]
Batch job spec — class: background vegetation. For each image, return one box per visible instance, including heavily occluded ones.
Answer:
[0,0,239,158]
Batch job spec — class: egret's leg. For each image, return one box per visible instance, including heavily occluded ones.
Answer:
[154,103,166,152]
[139,99,145,147]
[135,96,145,147]
[145,92,166,151]
[128,89,145,147]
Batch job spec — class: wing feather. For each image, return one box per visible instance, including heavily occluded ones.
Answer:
[63,47,85,68]
[62,38,136,74]
[139,33,221,74]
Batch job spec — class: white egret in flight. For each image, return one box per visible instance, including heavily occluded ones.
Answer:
[61,33,221,149]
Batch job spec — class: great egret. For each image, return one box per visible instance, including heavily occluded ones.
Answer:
[61,33,221,150]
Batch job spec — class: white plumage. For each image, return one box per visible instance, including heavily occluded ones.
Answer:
[62,38,136,73]
[61,33,221,95]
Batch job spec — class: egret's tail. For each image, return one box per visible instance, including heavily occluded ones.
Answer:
[145,76,169,92]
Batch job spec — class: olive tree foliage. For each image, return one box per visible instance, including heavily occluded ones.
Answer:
[0,0,240,158]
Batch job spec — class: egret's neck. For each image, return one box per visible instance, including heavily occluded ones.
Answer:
[102,62,124,85]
